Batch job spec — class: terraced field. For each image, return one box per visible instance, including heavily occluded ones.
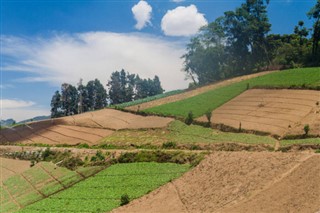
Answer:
[143,68,320,118]
[0,157,30,182]
[197,89,320,137]
[0,109,173,146]
[18,163,189,213]
[0,162,102,213]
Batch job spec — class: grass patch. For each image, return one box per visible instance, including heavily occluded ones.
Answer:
[19,162,189,213]
[280,138,320,146]
[144,67,320,118]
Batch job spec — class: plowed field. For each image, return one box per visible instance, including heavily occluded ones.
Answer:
[113,152,320,213]
[197,89,320,137]
[0,109,173,145]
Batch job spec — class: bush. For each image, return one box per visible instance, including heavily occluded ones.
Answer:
[162,141,177,149]
[205,110,212,124]
[185,111,194,125]
[120,194,130,206]
[304,124,310,136]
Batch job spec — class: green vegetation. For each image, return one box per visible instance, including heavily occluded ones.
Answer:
[19,163,189,213]
[144,68,320,118]
[101,121,276,147]
[114,89,184,108]
[280,138,320,146]
[1,162,100,213]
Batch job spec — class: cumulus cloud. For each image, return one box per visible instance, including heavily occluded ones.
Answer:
[161,5,208,36]
[1,32,187,91]
[132,1,152,30]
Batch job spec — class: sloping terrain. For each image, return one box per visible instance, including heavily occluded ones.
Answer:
[0,157,30,182]
[0,109,173,146]
[126,70,276,111]
[197,89,320,137]
[113,152,320,213]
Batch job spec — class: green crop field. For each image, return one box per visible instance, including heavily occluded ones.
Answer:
[19,162,189,213]
[0,162,101,213]
[101,120,276,147]
[113,89,184,108]
[143,68,320,118]
[281,138,320,146]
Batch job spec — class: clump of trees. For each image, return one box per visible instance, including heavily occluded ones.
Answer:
[107,69,164,105]
[50,69,164,118]
[182,0,320,86]
[50,79,107,118]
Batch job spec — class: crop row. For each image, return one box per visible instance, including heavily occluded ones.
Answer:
[19,162,189,213]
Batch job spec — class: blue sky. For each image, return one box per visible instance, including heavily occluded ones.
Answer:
[0,0,317,121]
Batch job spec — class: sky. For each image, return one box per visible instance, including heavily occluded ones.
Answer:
[0,0,317,122]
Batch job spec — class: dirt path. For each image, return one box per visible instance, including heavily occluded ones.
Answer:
[126,70,277,111]
[112,151,319,213]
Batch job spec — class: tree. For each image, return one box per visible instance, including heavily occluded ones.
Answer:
[61,83,78,116]
[77,78,88,114]
[50,90,62,118]
[86,79,107,110]
[307,0,320,63]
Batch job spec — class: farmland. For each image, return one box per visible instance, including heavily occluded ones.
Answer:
[18,163,189,213]
[143,68,320,118]
[0,162,101,213]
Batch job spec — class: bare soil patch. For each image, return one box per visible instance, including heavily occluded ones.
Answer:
[113,151,319,213]
[126,71,277,111]
[0,157,30,182]
[0,109,172,145]
[197,89,320,137]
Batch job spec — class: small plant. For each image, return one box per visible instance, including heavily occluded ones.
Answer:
[162,141,177,149]
[205,110,212,124]
[185,111,194,125]
[120,194,130,206]
[30,160,36,167]
[303,124,310,136]
[316,101,319,106]
[246,83,250,90]
[315,149,320,153]
[238,122,242,132]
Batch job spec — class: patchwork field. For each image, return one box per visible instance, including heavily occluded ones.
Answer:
[197,89,320,137]
[113,152,320,213]
[0,157,30,182]
[18,162,189,213]
[143,68,320,118]
[0,109,173,146]
[0,161,101,213]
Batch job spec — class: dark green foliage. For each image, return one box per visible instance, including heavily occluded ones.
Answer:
[304,124,310,135]
[315,149,320,153]
[185,111,194,125]
[205,110,212,123]
[162,141,177,149]
[120,194,130,206]
[50,90,63,118]
[107,69,164,104]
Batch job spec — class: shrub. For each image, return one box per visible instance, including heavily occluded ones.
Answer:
[185,111,194,125]
[120,194,130,206]
[205,110,212,124]
[162,141,177,149]
[315,149,320,153]
[304,124,310,136]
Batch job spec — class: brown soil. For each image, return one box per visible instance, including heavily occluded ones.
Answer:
[0,109,172,146]
[0,157,30,182]
[126,71,277,111]
[113,151,320,213]
[197,89,320,137]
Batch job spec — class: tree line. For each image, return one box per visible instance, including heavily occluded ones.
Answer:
[182,0,320,86]
[50,69,164,118]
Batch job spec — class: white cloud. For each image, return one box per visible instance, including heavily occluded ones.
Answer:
[171,0,185,2]
[1,32,188,91]
[161,5,208,36]
[0,99,49,122]
[1,99,35,109]
[132,1,152,30]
